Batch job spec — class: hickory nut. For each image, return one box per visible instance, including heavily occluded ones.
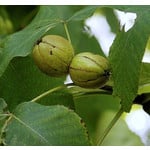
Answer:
[32,35,74,77]
[69,52,110,88]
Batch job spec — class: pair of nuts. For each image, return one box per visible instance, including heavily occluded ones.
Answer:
[33,35,110,88]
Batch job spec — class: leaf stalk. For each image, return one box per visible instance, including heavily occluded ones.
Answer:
[63,22,72,44]
[96,107,123,145]
[31,85,66,102]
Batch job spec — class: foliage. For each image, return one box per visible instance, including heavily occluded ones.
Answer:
[0,5,150,146]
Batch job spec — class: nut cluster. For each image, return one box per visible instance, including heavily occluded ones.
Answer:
[33,35,110,88]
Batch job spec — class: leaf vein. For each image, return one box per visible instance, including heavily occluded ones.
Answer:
[12,114,49,144]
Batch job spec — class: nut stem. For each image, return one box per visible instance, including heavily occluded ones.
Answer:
[96,108,123,145]
[31,85,66,102]
[63,22,72,44]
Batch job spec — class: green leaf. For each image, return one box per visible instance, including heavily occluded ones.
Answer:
[115,6,150,14]
[0,6,61,77]
[0,98,9,145]
[146,38,150,50]
[46,6,79,21]
[138,62,150,95]
[5,102,90,145]
[138,85,150,95]
[139,63,150,86]
[109,7,150,112]
[0,56,64,111]
[68,6,98,21]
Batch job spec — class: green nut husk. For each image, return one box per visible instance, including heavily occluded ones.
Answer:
[69,52,110,88]
[32,35,74,77]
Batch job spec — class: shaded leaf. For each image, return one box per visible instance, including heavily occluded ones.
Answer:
[5,102,90,146]
[0,6,61,77]
[0,6,14,34]
[109,7,150,112]
[0,56,64,111]
[3,6,37,31]
[74,94,120,143]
